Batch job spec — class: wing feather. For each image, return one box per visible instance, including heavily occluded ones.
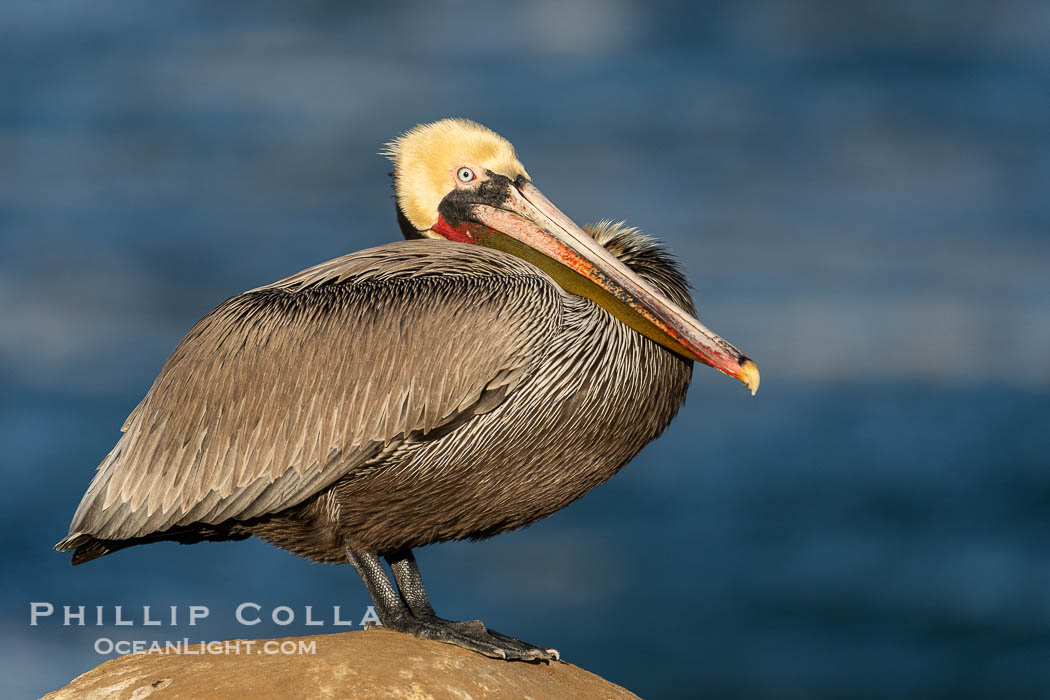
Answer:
[64,241,559,542]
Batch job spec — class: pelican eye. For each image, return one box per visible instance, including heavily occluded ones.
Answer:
[456,167,476,183]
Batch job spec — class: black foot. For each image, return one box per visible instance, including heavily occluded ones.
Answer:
[347,544,560,663]
[374,615,559,662]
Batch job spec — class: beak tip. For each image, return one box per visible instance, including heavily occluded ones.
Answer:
[740,358,760,396]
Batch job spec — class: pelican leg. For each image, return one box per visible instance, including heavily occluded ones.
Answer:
[345,543,535,660]
[384,548,559,663]
[384,549,435,619]
[344,545,407,624]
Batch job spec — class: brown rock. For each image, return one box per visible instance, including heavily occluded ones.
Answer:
[41,629,640,699]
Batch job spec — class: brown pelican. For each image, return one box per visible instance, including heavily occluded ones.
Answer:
[57,119,759,661]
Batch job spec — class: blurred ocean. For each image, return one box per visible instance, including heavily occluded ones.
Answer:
[2,1,1049,698]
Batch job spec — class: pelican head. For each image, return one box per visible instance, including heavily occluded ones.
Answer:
[384,118,759,394]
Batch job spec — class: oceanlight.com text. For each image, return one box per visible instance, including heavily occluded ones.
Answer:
[94,638,317,656]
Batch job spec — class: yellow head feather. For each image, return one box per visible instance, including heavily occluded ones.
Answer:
[383,119,530,231]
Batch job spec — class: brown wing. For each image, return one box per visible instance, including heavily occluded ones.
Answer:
[60,241,560,543]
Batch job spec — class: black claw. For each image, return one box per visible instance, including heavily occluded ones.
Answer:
[484,626,560,661]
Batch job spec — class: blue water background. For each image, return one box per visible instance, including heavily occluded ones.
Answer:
[2,2,1049,698]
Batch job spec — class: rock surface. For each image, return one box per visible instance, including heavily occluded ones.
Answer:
[42,629,640,699]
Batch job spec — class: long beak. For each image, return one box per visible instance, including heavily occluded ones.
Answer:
[468,179,760,394]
